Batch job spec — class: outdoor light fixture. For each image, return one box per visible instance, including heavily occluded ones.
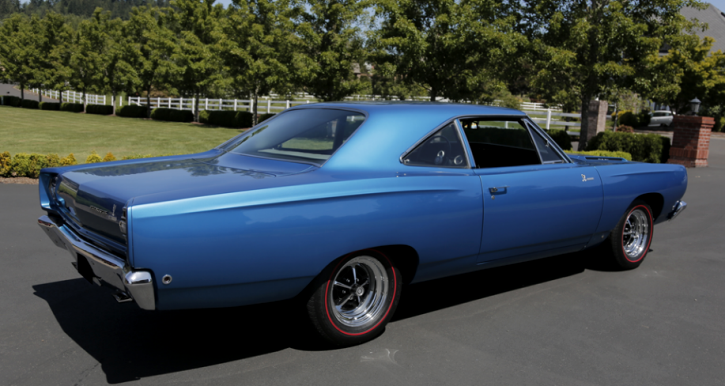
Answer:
[690,97,701,116]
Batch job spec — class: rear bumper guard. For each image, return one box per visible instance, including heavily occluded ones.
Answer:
[37,215,156,310]
[668,201,687,221]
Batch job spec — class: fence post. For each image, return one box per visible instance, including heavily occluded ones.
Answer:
[546,109,552,131]
[205,98,208,110]
[192,98,195,113]
[267,99,271,113]
[169,98,171,109]
[180,97,183,110]
[234,99,237,111]
[219,98,222,110]
[250,98,254,113]
[286,100,290,109]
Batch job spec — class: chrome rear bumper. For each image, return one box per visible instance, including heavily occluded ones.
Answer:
[37,215,156,310]
[669,201,687,221]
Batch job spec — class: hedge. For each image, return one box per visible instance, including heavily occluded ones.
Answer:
[548,129,573,150]
[585,131,671,163]
[0,152,171,178]
[566,150,633,161]
[2,96,21,107]
[199,110,254,128]
[60,103,84,112]
[613,110,651,128]
[117,105,149,118]
[21,99,39,109]
[259,113,276,123]
[39,102,60,110]
[150,108,194,122]
[86,104,114,115]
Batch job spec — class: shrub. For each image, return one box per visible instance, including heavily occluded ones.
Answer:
[715,116,725,132]
[60,153,77,166]
[121,154,154,160]
[0,151,11,177]
[199,110,254,128]
[585,131,669,163]
[46,153,61,167]
[616,110,651,128]
[615,125,634,133]
[21,99,39,109]
[86,152,102,164]
[151,108,194,122]
[102,152,116,162]
[566,150,633,161]
[259,113,275,123]
[2,95,21,107]
[39,102,60,110]
[117,105,149,118]
[60,103,84,112]
[547,129,573,150]
[86,104,113,115]
[10,153,49,178]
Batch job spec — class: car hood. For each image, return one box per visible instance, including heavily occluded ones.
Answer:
[51,151,316,242]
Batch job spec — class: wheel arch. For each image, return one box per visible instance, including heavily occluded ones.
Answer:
[634,193,664,221]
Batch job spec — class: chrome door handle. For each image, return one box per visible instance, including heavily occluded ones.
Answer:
[489,186,509,193]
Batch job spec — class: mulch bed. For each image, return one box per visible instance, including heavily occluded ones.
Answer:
[0,177,39,185]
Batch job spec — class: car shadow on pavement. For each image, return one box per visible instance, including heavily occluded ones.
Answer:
[32,245,620,384]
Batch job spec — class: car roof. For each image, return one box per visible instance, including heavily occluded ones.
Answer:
[287,102,530,171]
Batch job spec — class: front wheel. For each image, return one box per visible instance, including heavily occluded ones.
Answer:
[306,250,401,346]
[608,200,654,269]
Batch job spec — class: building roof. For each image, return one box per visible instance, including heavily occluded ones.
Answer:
[681,3,725,53]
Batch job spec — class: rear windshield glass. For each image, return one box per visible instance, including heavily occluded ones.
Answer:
[224,109,365,164]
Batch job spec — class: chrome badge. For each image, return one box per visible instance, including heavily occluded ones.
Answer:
[581,174,594,182]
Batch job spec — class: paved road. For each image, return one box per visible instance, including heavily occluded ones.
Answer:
[0,83,59,102]
[2,140,724,385]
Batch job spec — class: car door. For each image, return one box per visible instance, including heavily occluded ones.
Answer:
[457,117,604,264]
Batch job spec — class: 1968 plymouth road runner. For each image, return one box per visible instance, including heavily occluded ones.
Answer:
[37,102,688,345]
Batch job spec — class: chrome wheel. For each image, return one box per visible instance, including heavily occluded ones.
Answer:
[329,255,389,327]
[623,208,650,260]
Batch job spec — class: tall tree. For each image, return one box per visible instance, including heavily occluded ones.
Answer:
[371,0,523,102]
[40,12,73,104]
[0,13,41,101]
[166,0,224,122]
[519,0,703,150]
[68,8,107,110]
[223,0,301,125]
[297,0,367,101]
[95,16,136,114]
[126,5,175,118]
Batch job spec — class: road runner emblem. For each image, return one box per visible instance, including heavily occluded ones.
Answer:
[581,174,594,182]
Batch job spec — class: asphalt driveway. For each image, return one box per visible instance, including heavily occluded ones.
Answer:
[1,140,724,385]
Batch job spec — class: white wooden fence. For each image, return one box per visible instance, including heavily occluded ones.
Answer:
[127,96,313,113]
[35,89,106,105]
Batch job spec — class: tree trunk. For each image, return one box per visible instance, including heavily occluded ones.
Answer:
[112,90,117,115]
[20,83,24,100]
[82,89,86,113]
[38,90,42,103]
[59,90,63,104]
[252,93,259,126]
[194,94,200,123]
[430,88,437,102]
[578,96,591,151]
[146,87,152,119]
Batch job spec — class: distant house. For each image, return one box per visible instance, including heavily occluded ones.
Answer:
[680,3,725,53]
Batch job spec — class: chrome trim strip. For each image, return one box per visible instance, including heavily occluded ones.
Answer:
[669,201,687,221]
[37,215,156,310]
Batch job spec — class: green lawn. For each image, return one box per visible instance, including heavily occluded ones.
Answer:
[0,106,243,160]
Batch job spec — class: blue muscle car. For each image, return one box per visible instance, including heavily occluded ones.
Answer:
[37,102,688,346]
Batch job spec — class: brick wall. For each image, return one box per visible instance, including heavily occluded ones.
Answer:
[668,116,713,168]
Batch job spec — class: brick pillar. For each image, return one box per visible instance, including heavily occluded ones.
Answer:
[668,115,713,168]
[580,100,608,149]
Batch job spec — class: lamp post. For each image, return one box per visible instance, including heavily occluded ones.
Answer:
[690,97,701,116]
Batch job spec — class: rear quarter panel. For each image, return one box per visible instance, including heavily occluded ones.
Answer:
[130,173,483,310]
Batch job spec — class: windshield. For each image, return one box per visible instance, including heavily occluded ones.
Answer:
[224,109,366,164]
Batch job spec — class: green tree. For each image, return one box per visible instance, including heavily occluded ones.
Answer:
[95,16,137,114]
[126,5,176,118]
[520,0,703,150]
[370,0,523,102]
[0,13,41,101]
[297,0,367,101]
[166,0,225,122]
[68,8,107,111]
[39,12,74,104]
[223,0,301,124]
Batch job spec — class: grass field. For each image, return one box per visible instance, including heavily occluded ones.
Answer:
[0,106,243,160]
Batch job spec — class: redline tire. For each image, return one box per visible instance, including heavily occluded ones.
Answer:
[306,250,402,346]
[608,200,654,270]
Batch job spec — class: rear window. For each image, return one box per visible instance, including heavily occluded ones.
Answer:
[224,109,365,164]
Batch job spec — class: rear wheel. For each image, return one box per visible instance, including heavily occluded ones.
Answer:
[306,250,401,346]
[608,200,654,269]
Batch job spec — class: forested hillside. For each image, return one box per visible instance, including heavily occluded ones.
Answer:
[0,0,169,20]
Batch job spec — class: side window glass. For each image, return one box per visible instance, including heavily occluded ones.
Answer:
[403,122,469,168]
[459,118,541,168]
[530,128,564,163]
